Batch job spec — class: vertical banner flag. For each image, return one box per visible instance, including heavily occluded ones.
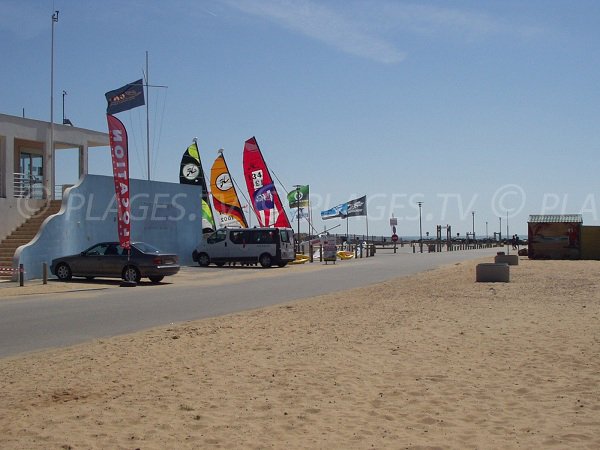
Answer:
[105,79,145,114]
[287,185,309,209]
[106,114,131,249]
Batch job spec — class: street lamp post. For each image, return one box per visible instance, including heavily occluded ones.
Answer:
[49,10,59,200]
[499,216,502,241]
[472,211,476,241]
[418,201,423,253]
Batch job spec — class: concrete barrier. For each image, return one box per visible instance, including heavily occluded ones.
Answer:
[476,263,510,282]
[495,254,519,265]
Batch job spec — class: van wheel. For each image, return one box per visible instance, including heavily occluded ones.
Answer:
[215,262,225,267]
[277,261,288,267]
[198,253,210,267]
[259,253,272,268]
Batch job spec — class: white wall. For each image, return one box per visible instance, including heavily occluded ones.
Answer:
[15,174,204,280]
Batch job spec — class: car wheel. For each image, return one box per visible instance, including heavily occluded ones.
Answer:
[198,253,210,267]
[277,261,288,268]
[259,253,272,268]
[86,276,95,280]
[122,265,141,283]
[55,263,72,281]
[149,276,164,283]
[215,262,225,267]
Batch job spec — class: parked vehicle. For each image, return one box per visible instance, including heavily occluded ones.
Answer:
[192,227,295,268]
[50,241,180,283]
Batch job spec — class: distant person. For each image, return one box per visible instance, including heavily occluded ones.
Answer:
[515,235,521,250]
[511,235,517,250]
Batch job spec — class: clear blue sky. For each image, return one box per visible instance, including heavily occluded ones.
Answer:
[2,0,599,238]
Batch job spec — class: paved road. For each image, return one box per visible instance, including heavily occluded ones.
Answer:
[0,248,499,358]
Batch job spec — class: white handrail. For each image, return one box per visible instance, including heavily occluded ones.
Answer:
[13,172,44,199]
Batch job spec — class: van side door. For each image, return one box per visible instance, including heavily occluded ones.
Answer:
[229,229,252,263]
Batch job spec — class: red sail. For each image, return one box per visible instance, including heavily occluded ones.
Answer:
[106,114,131,249]
[243,137,291,228]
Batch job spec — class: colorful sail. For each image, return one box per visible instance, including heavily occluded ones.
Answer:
[179,139,215,233]
[243,137,291,228]
[210,149,248,228]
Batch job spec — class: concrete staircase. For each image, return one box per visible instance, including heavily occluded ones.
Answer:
[0,200,62,280]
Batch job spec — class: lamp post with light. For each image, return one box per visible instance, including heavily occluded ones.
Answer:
[418,201,423,253]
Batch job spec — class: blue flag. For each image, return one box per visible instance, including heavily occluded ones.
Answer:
[105,79,145,114]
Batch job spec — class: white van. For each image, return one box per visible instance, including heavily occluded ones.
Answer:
[192,227,295,268]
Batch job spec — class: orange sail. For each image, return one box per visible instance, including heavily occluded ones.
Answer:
[210,149,248,228]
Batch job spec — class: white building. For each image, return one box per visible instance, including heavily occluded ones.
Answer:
[0,113,109,238]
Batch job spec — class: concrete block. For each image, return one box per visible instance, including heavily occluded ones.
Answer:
[495,254,519,265]
[476,263,510,282]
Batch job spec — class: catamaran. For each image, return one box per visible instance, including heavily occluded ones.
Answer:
[179,139,215,234]
[210,149,248,228]
[242,136,291,228]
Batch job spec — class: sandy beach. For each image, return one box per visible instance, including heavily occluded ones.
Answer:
[1,256,599,449]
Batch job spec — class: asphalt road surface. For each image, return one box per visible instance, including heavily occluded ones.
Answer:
[0,247,499,358]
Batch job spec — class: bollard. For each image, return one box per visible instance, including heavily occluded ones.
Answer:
[319,244,323,262]
[309,244,313,263]
[413,244,415,253]
[19,264,24,287]
[42,262,48,284]
[394,243,397,254]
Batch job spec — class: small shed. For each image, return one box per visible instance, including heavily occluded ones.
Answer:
[528,214,582,260]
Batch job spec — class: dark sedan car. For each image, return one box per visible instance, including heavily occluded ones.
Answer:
[50,241,180,283]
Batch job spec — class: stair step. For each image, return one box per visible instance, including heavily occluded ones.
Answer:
[1,239,33,244]
[16,224,44,231]
[0,201,63,264]
[11,227,39,233]
[9,235,38,241]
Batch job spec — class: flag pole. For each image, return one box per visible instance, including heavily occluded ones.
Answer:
[293,185,301,253]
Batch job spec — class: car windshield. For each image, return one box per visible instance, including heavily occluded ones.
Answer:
[132,242,162,254]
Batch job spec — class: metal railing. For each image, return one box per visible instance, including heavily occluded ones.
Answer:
[13,173,44,199]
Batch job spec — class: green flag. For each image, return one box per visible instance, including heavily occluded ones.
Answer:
[287,185,309,209]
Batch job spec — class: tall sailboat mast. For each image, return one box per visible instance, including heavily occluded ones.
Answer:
[145,51,150,181]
